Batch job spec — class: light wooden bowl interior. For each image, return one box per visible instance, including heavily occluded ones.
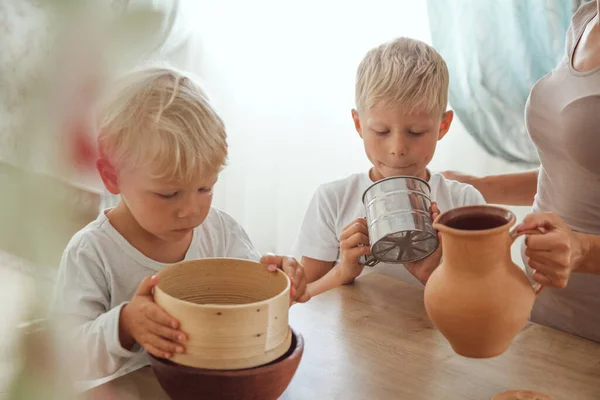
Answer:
[154,258,291,370]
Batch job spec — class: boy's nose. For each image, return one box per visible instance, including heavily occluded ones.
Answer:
[177,199,202,219]
[389,135,408,156]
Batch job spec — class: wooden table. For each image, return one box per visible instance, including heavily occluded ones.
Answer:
[87,269,600,400]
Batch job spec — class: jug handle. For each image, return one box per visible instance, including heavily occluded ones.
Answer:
[509,229,544,296]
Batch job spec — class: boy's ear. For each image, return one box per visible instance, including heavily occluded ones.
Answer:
[438,110,454,141]
[97,158,120,195]
[351,109,363,138]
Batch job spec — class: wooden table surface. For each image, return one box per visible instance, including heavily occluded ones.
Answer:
[86,267,600,400]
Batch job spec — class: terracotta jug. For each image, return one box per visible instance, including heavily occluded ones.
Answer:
[424,205,543,358]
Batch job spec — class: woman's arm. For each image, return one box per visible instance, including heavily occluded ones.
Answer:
[443,169,539,206]
[574,232,600,275]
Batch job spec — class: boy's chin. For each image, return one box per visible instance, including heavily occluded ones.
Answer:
[154,228,194,242]
[377,166,426,180]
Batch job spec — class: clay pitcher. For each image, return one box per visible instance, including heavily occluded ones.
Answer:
[424,205,542,358]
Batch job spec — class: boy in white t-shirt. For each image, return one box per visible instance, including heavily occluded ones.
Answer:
[54,67,310,389]
[294,38,485,296]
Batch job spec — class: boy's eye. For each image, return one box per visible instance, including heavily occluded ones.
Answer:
[198,187,213,194]
[409,130,424,136]
[375,130,390,135]
[157,192,178,199]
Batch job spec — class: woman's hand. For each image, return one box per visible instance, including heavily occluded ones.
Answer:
[517,212,588,288]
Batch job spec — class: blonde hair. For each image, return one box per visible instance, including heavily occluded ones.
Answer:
[355,37,449,116]
[98,66,227,182]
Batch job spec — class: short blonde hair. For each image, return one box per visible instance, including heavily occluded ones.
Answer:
[355,37,449,116]
[98,66,227,182]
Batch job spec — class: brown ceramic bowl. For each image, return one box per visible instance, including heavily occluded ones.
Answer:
[149,328,304,400]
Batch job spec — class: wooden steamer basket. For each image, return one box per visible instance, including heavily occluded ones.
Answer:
[153,258,292,370]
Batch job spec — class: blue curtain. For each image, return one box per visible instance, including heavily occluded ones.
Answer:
[426,0,586,165]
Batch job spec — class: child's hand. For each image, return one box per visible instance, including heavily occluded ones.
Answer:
[404,202,442,285]
[261,254,311,304]
[339,218,372,283]
[119,275,187,359]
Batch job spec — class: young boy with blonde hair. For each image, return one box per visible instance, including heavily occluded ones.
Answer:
[294,37,486,296]
[54,66,309,388]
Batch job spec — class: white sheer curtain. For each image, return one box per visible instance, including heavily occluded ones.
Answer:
[160,0,529,255]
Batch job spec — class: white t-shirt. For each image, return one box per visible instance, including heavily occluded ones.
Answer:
[54,207,260,390]
[293,171,486,285]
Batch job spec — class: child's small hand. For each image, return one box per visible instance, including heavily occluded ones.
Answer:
[404,242,442,285]
[338,218,372,283]
[119,275,187,359]
[405,202,442,285]
[261,254,311,304]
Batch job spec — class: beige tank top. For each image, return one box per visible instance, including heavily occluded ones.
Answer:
[525,1,600,343]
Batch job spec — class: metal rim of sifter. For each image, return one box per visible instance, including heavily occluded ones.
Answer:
[361,175,432,203]
[362,175,439,264]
